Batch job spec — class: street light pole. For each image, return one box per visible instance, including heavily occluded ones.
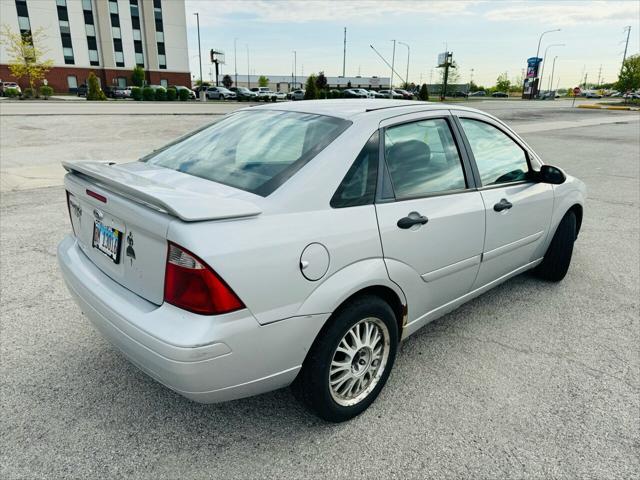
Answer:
[398,41,410,87]
[534,28,560,98]
[548,56,558,92]
[539,43,564,95]
[194,13,202,88]
[293,50,297,88]
[246,44,250,89]
[389,40,396,98]
[234,38,238,88]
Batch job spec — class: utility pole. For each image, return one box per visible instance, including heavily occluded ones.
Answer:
[389,40,396,98]
[583,72,588,90]
[596,64,602,87]
[539,43,564,96]
[342,27,347,77]
[620,26,631,78]
[194,12,203,99]
[234,38,238,88]
[441,52,452,101]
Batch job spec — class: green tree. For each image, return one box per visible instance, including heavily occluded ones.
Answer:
[495,72,510,92]
[439,60,460,86]
[131,65,145,87]
[315,71,327,91]
[86,72,106,100]
[222,74,233,89]
[1,25,53,96]
[418,83,429,101]
[258,75,269,87]
[617,54,640,92]
[304,74,318,100]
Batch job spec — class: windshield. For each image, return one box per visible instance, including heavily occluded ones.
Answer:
[144,110,351,196]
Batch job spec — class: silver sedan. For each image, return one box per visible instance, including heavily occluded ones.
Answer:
[58,100,585,422]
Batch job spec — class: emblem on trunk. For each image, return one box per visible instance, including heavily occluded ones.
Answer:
[126,231,136,264]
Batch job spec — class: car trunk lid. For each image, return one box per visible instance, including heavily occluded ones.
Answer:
[64,160,262,305]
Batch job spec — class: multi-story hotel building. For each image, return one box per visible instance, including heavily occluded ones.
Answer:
[0,0,190,93]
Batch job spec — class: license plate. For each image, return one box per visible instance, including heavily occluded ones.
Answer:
[92,220,122,263]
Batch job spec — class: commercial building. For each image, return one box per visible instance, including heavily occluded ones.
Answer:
[216,74,391,92]
[0,0,190,93]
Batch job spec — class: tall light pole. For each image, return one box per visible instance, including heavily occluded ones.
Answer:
[293,50,297,88]
[234,37,238,88]
[342,27,347,77]
[548,56,558,92]
[389,40,396,98]
[194,13,202,88]
[246,44,250,89]
[534,28,560,97]
[398,41,410,87]
[539,43,564,95]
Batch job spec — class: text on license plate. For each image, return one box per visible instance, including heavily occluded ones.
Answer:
[92,221,122,263]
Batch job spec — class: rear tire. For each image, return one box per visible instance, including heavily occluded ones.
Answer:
[293,295,399,422]
[534,211,576,282]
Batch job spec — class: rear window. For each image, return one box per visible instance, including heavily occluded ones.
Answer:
[144,110,351,196]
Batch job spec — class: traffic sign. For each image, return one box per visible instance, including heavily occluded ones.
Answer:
[573,87,581,96]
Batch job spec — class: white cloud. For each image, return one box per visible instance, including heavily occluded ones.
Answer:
[484,1,640,26]
[186,0,482,25]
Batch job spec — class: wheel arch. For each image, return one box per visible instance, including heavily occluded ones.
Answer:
[568,203,583,238]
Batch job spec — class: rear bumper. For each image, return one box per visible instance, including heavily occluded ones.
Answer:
[57,235,327,403]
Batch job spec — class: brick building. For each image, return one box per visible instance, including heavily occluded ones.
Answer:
[0,0,190,93]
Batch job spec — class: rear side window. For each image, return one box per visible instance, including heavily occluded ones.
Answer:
[144,110,351,196]
[459,118,529,186]
[383,118,467,199]
[331,131,379,208]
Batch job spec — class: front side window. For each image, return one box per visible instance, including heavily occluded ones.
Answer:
[384,118,466,199]
[144,110,351,196]
[460,118,529,186]
[331,131,379,208]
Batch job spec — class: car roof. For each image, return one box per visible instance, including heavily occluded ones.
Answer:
[246,99,482,121]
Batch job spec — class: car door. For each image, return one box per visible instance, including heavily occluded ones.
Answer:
[375,112,485,329]
[454,112,554,289]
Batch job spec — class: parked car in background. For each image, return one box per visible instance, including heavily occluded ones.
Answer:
[290,89,305,100]
[0,82,21,96]
[583,91,602,99]
[469,91,486,97]
[206,86,236,100]
[343,89,367,98]
[491,91,509,98]
[365,90,385,98]
[76,84,88,97]
[378,90,404,99]
[609,91,621,97]
[395,89,413,100]
[273,91,287,101]
[59,99,585,422]
[172,85,196,99]
[250,87,276,101]
[452,91,469,98]
[110,86,132,99]
[230,87,258,101]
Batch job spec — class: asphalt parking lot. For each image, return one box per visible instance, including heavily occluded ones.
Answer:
[1,100,639,479]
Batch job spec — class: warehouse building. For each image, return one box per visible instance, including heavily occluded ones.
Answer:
[216,74,391,92]
[0,0,190,93]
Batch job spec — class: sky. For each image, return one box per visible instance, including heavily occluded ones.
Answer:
[184,0,640,88]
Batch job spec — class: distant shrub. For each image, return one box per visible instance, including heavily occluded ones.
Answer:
[154,88,167,101]
[22,87,33,99]
[131,86,142,101]
[178,88,190,101]
[40,85,53,99]
[166,87,177,101]
[5,88,19,98]
[142,87,154,101]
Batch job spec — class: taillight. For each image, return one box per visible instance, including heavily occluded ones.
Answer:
[66,191,78,235]
[164,242,244,315]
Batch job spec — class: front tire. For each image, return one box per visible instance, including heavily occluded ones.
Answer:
[534,211,576,281]
[294,295,399,422]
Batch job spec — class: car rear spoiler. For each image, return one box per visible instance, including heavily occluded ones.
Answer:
[62,161,262,222]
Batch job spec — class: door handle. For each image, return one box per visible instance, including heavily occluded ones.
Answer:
[397,213,429,229]
[493,198,513,212]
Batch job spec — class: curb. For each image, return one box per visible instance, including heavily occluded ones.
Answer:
[578,104,639,111]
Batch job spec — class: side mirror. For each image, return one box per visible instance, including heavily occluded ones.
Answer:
[537,164,566,185]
